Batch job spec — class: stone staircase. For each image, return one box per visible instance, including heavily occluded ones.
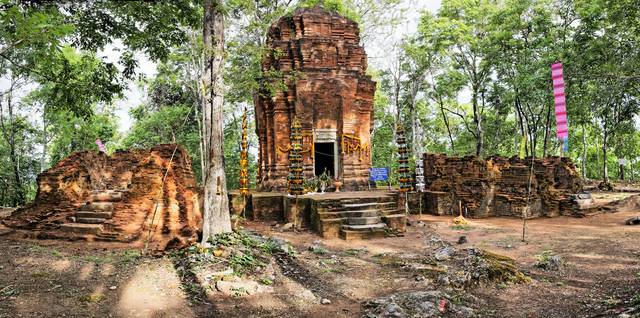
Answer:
[314,194,407,240]
[59,190,122,239]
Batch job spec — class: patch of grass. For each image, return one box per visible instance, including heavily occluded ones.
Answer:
[310,246,328,255]
[496,282,508,289]
[535,250,554,263]
[449,224,471,231]
[259,277,273,285]
[602,297,620,307]
[0,285,18,296]
[79,249,142,265]
[477,250,531,284]
[208,231,259,249]
[318,259,344,273]
[319,259,337,266]
[28,245,62,258]
[171,231,290,282]
[182,282,204,297]
[260,239,280,255]
[30,271,49,278]
[118,249,142,265]
[231,287,247,297]
[229,252,262,275]
[343,248,368,257]
[534,250,561,270]
[320,267,344,274]
[80,293,105,303]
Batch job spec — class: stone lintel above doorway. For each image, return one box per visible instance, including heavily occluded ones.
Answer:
[314,129,337,143]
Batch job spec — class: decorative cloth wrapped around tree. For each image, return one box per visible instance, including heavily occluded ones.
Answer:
[288,117,305,195]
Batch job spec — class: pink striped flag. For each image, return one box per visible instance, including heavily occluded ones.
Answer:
[551,62,568,140]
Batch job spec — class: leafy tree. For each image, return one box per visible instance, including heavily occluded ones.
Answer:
[436,0,500,156]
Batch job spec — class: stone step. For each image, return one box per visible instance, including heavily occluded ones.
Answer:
[342,202,379,209]
[59,223,103,235]
[340,229,386,240]
[95,232,120,242]
[75,211,113,219]
[341,201,395,207]
[336,197,394,205]
[84,202,114,212]
[345,216,382,225]
[341,223,387,231]
[339,209,379,218]
[90,191,122,202]
[319,218,343,239]
[76,217,107,224]
[382,214,407,232]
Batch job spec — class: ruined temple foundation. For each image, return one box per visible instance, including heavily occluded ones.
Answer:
[255,6,376,191]
[421,154,584,218]
[2,144,202,250]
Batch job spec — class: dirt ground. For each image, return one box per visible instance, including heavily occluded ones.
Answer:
[1,195,640,317]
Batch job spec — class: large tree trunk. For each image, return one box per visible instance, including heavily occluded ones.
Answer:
[602,124,609,183]
[41,114,47,173]
[409,81,421,164]
[514,96,528,156]
[472,88,483,157]
[201,0,231,243]
[437,97,455,154]
[581,124,587,179]
[542,102,552,157]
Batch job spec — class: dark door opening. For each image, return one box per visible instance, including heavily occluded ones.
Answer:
[314,142,335,177]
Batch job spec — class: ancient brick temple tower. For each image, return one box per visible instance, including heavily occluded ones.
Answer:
[255,6,376,191]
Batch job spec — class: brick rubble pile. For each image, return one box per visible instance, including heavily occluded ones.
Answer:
[3,144,202,250]
[423,154,583,218]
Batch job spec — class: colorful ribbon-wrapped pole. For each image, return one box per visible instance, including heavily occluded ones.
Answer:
[239,107,249,196]
[551,62,569,152]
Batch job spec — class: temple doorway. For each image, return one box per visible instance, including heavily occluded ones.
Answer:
[314,142,335,177]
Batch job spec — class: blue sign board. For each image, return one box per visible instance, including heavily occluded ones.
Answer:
[369,167,389,182]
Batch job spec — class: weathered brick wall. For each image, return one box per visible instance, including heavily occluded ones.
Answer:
[423,154,583,218]
[3,144,202,250]
[255,6,376,191]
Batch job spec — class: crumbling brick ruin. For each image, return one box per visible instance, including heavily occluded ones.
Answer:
[423,154,583,218]
[255,6,376,191]
[2,144,201,250]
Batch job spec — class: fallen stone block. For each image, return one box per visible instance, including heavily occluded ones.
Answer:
[625,216,640,225]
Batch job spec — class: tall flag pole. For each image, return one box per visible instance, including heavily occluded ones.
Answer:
[551,62,569,154]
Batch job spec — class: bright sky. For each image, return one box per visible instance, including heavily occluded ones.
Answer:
[111,0,441,133]
[0,1,441,133]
